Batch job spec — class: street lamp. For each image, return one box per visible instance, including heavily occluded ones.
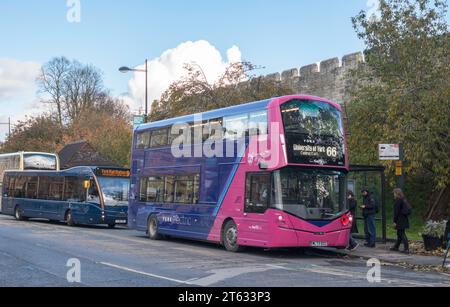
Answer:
[119,59,149,122]
[0,117,12,138]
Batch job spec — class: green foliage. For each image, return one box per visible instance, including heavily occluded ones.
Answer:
[349,0,450,191]
[348,0,450,221]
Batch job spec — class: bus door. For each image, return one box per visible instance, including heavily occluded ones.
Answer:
[3,176,15,213]
[241,173,271,241]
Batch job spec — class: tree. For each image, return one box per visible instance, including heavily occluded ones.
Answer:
[37,57,71,126]
[150,62,294,121]
[350,0,450,220]
[64,98,133,167]
[5,57,134,167]
[0,114,64,153]
[38,57,107,125]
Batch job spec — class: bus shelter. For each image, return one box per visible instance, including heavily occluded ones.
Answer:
[348,165,387,243]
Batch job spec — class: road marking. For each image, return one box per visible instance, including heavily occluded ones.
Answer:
[100,262,276,286]
[189,266,275,287]
[266,263,448,287]
[100,262,193,285]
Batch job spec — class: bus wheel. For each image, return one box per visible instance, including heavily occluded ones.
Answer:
[223,220,244,253]
[14,206,26,221]
[66,210,75,227]
[147,216,161,240]
[108,224,116,229]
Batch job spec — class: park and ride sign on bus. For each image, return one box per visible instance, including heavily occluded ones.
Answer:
[379,144,400,161]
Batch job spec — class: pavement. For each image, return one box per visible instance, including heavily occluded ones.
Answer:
[0,214,449,287]
[330,242,446,267]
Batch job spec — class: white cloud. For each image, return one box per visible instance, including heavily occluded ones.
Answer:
[126,40,242,113]
[0,58,41,100]
[0,58,42,141]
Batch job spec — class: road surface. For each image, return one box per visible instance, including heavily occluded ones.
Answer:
[0,214,449,287]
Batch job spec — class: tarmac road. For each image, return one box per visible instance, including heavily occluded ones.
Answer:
[0,214,449,287]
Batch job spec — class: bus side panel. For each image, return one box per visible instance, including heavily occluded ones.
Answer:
[207,137,271,246]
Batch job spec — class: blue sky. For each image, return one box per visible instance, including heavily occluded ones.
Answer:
[0,0,449,139]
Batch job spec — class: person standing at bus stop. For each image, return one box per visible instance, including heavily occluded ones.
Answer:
[361,189,377,248]
[390,188,411,254]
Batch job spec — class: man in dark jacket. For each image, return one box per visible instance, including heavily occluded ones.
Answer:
[391,188,411,254]
[361,189,377,248]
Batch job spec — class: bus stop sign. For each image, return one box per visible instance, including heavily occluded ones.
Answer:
[379,144,400,161]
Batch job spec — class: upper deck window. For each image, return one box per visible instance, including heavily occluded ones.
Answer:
[135,110,268,150]
[281,100,346,167]
[150,129,169,147]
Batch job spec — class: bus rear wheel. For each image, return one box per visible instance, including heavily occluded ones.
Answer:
[14,206,27,221]
[147,216,161,240]
[223,220,244,253]
[66,210,75,227]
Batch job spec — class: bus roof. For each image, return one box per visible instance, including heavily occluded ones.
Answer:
[0,152,58,158]
[4,166,130,177]
[136,98,271,132]
[135,94,342,132]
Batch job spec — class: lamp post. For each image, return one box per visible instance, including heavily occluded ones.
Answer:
[0,117,11,138]
[119,59,149,122]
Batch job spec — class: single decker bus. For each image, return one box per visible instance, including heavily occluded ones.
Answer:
[0,152,60,212]
[1,166,129,228]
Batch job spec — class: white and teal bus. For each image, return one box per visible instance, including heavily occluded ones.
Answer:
[0,152,60,212]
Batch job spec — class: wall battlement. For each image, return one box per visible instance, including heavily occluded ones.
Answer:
[263,52,365,104]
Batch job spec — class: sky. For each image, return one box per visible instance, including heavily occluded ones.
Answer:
[0,0,449,141]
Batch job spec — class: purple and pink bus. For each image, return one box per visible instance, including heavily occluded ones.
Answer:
[128,95,353,252]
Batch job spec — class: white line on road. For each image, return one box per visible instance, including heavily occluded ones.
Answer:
[100,262,193,285]
[100,262,277,287]
[266,263,449,287]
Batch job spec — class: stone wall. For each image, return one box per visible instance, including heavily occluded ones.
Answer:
[263,52,365,104]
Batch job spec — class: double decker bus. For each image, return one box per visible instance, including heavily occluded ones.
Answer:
[1,166,129,228]
[129,95,352,252]
[0,152,60,212]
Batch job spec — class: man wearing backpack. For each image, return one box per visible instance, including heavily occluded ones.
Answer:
[391,188,411,254]
[361,189,378,248]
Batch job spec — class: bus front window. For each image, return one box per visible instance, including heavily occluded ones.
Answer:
[87,179,101,204]
[97,177,130,207]
[273,168,347,220]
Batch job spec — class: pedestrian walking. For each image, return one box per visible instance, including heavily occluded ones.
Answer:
[347,191,359,251]
[361,189,377,248]
[390,188,411,254]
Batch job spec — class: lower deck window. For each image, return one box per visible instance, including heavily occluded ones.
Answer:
[139,174,200,204]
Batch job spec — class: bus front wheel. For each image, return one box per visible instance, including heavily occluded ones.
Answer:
[223,220,244,253]
[66,210,75,227]
[14,206,27,221]
[147,216,161,240]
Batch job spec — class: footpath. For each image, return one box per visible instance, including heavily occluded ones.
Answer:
[328,242,448,269]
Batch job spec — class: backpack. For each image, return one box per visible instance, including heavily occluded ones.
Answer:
[402,199,412,216]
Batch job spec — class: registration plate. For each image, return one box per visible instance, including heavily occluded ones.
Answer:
[310,242,328,247]
[115,220,127,224]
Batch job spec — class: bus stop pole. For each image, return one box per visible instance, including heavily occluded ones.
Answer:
[381,171,387,243]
